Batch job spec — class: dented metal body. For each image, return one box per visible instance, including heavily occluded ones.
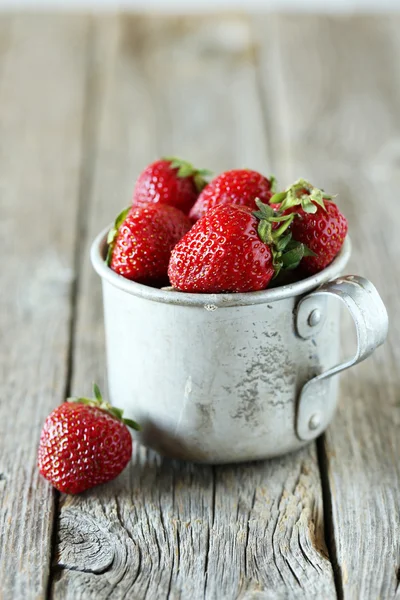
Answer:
[91,230,388,463]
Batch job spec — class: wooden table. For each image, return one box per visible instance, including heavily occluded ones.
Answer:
[1,12,399,600]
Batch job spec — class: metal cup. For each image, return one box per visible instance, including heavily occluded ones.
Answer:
[91,231,388,463]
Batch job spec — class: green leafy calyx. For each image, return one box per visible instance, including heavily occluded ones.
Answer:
[163,156,212,192]
[68,383,141,431]
[105,206,130,266]
[269,178,335,215]
[253,198,316,277]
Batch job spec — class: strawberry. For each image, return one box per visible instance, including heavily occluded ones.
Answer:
[189,169,276,222]
[271,178,348,274]
[107,203,192,286]
[168,201,311,293]
[132,157,211,215]
[37,384,139,494]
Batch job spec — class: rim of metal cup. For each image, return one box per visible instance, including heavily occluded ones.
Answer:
[91,225,351,307]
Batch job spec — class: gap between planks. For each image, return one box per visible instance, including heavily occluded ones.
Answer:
[46,16,98,600]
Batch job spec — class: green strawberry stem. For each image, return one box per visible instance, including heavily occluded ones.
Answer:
[68,383,140,431]
[270,178,335,215]
[271,216,295,240]
[253,198,315,277]
[163,156,212,192]
[269,174,278,194]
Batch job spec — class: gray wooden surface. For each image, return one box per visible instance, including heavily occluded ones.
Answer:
[0,15,88,599]
[0,13,399,600]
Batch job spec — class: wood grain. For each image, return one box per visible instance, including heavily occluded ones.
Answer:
[0,14,88,600]
[255,14,400,599]
[52,15,336,599]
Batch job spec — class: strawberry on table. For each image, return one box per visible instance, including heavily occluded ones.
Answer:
[107,203,192,286]
[37,384,140,495]
[132,157,210,215]
[168,200,312,293]
[271,178,348,274]
[189,169,276,222]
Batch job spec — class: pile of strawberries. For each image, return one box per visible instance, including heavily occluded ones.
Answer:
[107,157,348,293]
[37,157,348,496]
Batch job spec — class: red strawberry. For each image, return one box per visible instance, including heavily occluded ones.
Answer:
[271,179,348,274]
[132,157,210,215]
[189,170,276,222]
[168,201,310,293]
[107,204,192,286]
[37,385,139,494]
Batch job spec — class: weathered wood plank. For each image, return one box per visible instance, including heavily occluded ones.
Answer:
[52,15,336,599]
[255,14,400,599]
[0,14,89,600]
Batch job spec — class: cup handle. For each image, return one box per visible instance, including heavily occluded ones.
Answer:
[295,275,388,441]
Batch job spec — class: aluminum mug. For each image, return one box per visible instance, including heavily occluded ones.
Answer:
[91,231,388,463]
